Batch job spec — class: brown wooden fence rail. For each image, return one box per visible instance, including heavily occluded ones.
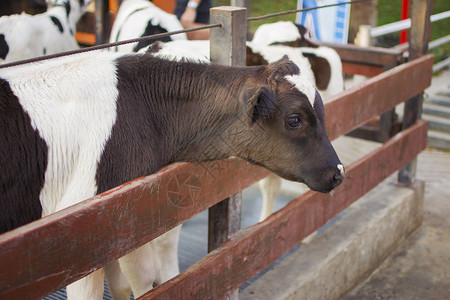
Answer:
[0,1,433,299]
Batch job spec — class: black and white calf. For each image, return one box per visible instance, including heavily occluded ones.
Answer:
[252,21,344,99]
[0,49,343,298]
[109,0,187,53]
[0,0,91,64]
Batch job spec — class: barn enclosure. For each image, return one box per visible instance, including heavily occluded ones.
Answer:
[0,0,438,299]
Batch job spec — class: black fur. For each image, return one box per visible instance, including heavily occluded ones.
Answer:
[0,79,48,234]
[302,52,331,90]
[0,34,9,60]
[50,16,64,33]
[133,21,172,52]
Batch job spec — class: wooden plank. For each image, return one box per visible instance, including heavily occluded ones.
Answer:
[342,61,384,76]
[94,0,110,44]
[325,54,433,141]
[141,120,429,300]
[152,0,175,13]
[0,160,269,299]
[75,32,96,46]
[315,41,404,67]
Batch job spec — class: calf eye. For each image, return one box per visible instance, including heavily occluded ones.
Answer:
[286,114,302,129]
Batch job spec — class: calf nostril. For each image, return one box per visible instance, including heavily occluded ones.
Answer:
[333,173,344,187]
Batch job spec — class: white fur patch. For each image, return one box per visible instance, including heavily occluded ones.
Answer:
[148,40,210,63]
[252,21,301,46]
[338,164,345,176]
[0,51,123,215]
[246,43,317,106]
[284,74,316,107]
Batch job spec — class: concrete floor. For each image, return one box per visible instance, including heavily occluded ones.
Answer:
[341,69,450,300]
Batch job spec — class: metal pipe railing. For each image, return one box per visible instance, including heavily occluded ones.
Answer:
[370,10,450,38]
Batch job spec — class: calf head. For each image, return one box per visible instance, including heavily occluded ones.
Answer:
[238,57,344,193]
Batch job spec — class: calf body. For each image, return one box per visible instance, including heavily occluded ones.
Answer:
[0,51,343,298]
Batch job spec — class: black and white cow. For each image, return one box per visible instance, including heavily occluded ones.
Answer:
[0,0,91,64]
[0,49,344,298]
[109,0,187,53]
[251,21,344,99]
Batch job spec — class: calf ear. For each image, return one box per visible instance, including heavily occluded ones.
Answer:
[302,52,331,90]
[296,24,307,38]
[241,85,277,126]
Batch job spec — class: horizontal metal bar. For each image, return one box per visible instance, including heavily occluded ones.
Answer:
[430,34,450,49]
[370,10,450,38]
[393,34,450,51]
[433,57,450,73]
[0,23,222,69]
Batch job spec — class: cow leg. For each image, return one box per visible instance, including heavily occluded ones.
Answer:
[153,225,182,284]
[258,173,282,222]
[104,260,132,300]
[66,268,104,300]
[118,242,157,298]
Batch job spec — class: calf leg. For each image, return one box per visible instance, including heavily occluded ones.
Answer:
[153,225,182,284]
[66,268,104,300]
[104,260,132,300]
[118,242,157,298]
[258,173,282,222]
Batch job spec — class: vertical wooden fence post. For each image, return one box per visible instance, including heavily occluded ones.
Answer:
[94,0,110,44]
[231,0,251,40]
[398,0,432,184]
[209,6,247,299]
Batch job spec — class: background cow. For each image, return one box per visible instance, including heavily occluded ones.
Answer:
[109,0,187,53]
[0,0,91,64]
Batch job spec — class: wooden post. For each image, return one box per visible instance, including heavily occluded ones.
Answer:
[231,0,250,18]
[208,193,242,251]
[231,0,251,40]
[94,0,110,44]
[210,6,247,67]
[209,6,247,299]
[398,0,432,185]
[349,0,378,44]
[354,24,398,143]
